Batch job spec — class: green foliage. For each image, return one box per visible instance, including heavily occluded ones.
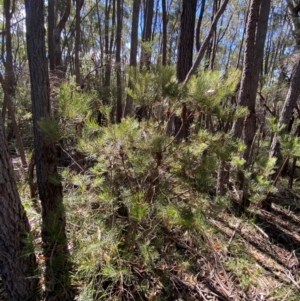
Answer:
[187,68,241,120]
[30,68,294,300]
[38,116,61,143]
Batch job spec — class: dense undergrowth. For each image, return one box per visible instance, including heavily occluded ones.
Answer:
[4,67,300,300]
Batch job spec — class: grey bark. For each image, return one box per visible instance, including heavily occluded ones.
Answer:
[177,0,197,82]
[0,114,40,301]
[116,0,123,122]
[25,0,72,299]
[270,0,300,158]
[270,58,300,157]
[1,0,27,167]
[233,0,271,163]
[141,0,154,68]
[75,0,84,85]
[124,0,140,116]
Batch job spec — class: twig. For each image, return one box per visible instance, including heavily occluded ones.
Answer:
[283,270,300,291]
[253,223,269,239]
[59,145,84,172]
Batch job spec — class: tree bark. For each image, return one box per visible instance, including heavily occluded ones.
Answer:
[0,114,40,301]
[25,1,72,299]
[75,0,84,85]
[124,0,141,116]
[1,0,27,168]
[270,58,300,158]
[161,0,167,66]
[116,0,123,122]
[270,0,300,158]
[231,0,270,213]
[48,0,71,77]
[196,0,206,51]
[176,0,197,82]
[141,0,154,68]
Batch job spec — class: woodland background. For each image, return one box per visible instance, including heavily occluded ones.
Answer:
[0,0,300,300]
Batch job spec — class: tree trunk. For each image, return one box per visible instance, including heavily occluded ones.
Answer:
[49,0,71,77]
[232,0,270,213]
[75,0,84,85]
[270,0,300,159]
[48,0,56,72]
[116,0,123,122]
[176,0,197,82]
[25,1,72,299]
[141,0,154,68]
[173,0,197,138]
[0,114,40,301]
[1,0,27,168]
[124,0,140,116]
[161,0,167,66]
[269,58,300,158]
[196,0,206,51]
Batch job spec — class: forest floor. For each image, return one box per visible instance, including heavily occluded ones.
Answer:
[3,155,300,301]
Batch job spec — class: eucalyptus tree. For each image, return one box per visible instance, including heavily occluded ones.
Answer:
[270,0,300,159]
[1,0,27,167]
[141,0,154,68]
[48,0,71,77]
[125,0,141,116]
[0,113,40,301]
[175,0,197,138]
[25,0,72,299]
[230,0,271,213]
[75,0,85,85]
[116,0,123,122]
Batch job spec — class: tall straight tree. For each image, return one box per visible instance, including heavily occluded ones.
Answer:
[25,0,72,300]
[232,0,271,213]
[177,0,197,82]
[161,0,167,65]
[1,0,27,168]
[270,0,300,159]
[141,0,154,68]
[124,0,141,116]
[175,0,197,138]
[116,0,123,122]
[75,0,84,85]
[0,115,40,301]
[48,0,71,76]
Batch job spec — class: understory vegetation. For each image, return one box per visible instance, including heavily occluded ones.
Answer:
[5,66,300,300]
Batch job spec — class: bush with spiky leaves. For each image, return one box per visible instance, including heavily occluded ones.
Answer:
[49,67,287,300]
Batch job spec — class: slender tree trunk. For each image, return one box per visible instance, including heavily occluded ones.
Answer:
[49,0,71,77]
[231,0,270,213]
[124,0,140,116]
[48,0,56,72]
[75,0,84,85]
[270,0,300,159]
[116,0,123,122]
[173,0,197,138]
[25,1,72,299]
[161,0,167,66]
[141,0,154,68]
[177,0,197,82]
[270,58,300,158]
[0,114,40,301]
[196,0,206,51]
[2,0,27,167]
